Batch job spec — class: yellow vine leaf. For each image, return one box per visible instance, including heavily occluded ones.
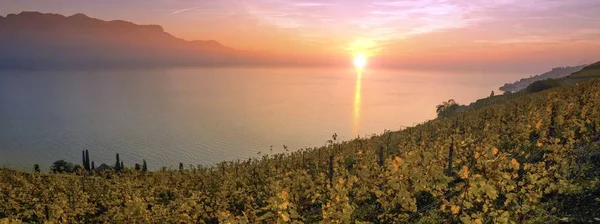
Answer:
[459,166,469,179]
[474,152,480,159]
[281,190,289,201]
[278,201,289,210]
[492,148,499,155]
[281,213,290,222]
[451,205,460,214]
[511,159,520,169]
[392,163,399,171]
[394,156,403,164]
[536,119,543,130]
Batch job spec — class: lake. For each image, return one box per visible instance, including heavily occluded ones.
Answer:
[0,67,523,170]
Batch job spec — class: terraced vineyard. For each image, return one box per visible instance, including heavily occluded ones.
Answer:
[2,79,600,223]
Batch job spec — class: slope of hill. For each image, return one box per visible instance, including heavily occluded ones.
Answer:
[499,65,587,92]
[1,78,599,222]
[462,61,599,112]
[0,12,249,69]
[568,61,600,78]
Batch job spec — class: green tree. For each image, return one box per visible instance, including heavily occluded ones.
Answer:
[526,78,561,93]
[142,159,148,172]
[115,153,121,172]
[85,150,90,171]
[82,150,86,170]
[436,99,459,118]
[51,160,74,173]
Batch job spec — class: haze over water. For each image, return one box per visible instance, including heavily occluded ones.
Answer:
[1,67,522,170]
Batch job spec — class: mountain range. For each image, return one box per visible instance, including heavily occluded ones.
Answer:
[0,12,303,69]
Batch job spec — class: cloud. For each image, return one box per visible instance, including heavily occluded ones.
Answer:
[169,5,208,15]
[152,0,600,56]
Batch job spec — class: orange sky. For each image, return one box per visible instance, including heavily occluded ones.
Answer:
[2,0,600,70]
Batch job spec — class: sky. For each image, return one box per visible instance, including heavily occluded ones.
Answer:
[2,0,600,71]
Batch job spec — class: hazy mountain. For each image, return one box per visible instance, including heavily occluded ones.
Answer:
[498,65,587,92]
[0,11,264,69]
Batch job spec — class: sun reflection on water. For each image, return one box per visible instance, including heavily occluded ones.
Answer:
[352,68,362,136]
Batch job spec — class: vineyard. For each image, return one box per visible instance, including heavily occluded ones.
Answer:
[2,79,600,223]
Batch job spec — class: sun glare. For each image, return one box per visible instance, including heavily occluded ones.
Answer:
[354,53,367,68]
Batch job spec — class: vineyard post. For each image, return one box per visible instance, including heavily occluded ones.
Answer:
[329,155,334,187]
[302,151,305,168]
[549,104,557,138]
[378,145,385,194]
[81,173,86,193]
[252,167,256,186]
[235,165,238,177]
[318,148,322,169]
[378,146,384,168]
[447,137,454,176]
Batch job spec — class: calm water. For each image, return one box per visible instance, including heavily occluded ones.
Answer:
[0,67,521,170]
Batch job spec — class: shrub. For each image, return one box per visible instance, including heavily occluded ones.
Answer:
[526,79,561,93]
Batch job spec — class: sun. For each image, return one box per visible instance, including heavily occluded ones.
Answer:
[353,53,367,69]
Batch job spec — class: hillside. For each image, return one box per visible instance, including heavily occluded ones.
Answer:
[461,61,600,112]
[0,12,263,69]
[499,65,587,93]
[1,76,600,222]
[568,61,600,78]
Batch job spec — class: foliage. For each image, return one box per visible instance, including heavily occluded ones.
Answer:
[436,99,460,118]
[2,79,600,223]
[50,160,75,174]
[526,78,562,93]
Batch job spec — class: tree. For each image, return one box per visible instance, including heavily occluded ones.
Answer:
[120,161,124,169]
[33,164,40,173]
[73,165,83,173]
[490,91,495,97]
[526,79,561,93]
[142,160,148,173]
[85,150,90,171]
[91,161,95,170]
[51,160,75,173]
[436,99,460,118]
[82,151,86,170]
[82,150,91,171]
[135,163,141,171]
[115,153,121,172]
[179,163,184,171]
